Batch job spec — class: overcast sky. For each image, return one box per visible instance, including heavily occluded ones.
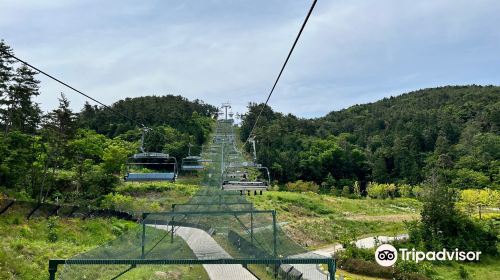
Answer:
[1,0,499,118]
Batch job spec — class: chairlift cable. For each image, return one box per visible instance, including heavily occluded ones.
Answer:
[243,0,318,147]
[0,49,146,128]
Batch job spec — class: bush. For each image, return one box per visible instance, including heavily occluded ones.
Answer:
[100,193,162,214]
[459,265,470,280]
[395,261,433,278]
[399,184,413,198]
[341,186,351,197]
[285,180,319,193]
[338,245,374,262]
[367,182,397,199]
[337,258,393,278]
[47,216,59,243]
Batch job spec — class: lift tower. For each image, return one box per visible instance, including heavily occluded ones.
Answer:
[220,102,231,120]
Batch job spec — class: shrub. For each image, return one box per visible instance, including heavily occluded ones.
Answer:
[338,245,374,262]
[337,258,393,278]
[395,261,433,278]
[47,216,59,243]
[412,185,424,199]
[353,181,362,198]
[399,184,413,198]
[285,180,319,193]
[367,182,396,199]
[341,186,351,197]
[459,265,470,280]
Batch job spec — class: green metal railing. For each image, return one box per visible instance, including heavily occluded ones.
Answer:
[49,258,335,280]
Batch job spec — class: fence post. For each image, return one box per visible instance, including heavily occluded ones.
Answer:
[250,205,254,245]
[141,213,147,259]
[328,258,336,280]
[48,260,62,280]
[272,210,277,257]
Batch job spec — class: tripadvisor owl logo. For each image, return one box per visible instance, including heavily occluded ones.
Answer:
[374,244,482,267]
[375,244,398,266]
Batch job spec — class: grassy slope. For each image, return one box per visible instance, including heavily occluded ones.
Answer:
[250,191,421,248]
[110,181,200,213]
[250,191,500,280]
[0,209,136,279]
[0,179,207,280]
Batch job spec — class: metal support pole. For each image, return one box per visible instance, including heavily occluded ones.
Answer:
[48,260,60,280]
[272,210,277,258]
[250,206,254,245]
[171,209,175,244]
[328,259,336,280]
[141,213,146,259]
[221,145,224,179]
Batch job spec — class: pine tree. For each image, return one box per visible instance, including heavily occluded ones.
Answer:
[0,40,16,134]
[8,65,41,133]
[44,93,77,142]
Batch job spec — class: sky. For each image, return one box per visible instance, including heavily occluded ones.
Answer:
[1,0,499,118]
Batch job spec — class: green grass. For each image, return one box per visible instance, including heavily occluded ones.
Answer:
[0,207,209,280]
[431,255,500,280]
[105,181,201,214]
[0,209,136,279]
[249,191,421,247]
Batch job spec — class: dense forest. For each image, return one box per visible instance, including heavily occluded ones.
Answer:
[241,85,499,191]
[0,40,216,203]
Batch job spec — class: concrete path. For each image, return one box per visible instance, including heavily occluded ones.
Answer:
[354,234,408,249]
[312,234,409,257]
[152,225,257,280]
[288,252,330,280]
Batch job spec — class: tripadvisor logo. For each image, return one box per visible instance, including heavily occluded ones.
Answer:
[375,244,398,266]
[375,244,481,267]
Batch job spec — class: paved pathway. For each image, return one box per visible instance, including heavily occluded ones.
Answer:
[288,252,330,280]
[312,234,409,257]
[153,225,257,280]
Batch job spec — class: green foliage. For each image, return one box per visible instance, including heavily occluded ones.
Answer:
[341,185,351,197]
[240,86,500,188]
[285,180,319,193]
[459,265,470,280]
[100,193,161,214]
[338,245,374,262]
[399,184,413,198]
[0,202,137,280]
[77,95,216,143]
[47,216,59,243]
[408,182,499,255]
[458,188,500,218]
[336,258,393,279]
[367,182,397,199]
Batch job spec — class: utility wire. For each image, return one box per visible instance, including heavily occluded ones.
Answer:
[243,0,318,147]
[0,49,145,128]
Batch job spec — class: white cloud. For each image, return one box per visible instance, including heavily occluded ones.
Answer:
[1,0,499,117]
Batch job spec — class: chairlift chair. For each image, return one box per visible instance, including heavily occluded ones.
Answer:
[124,152,177,182]
[221,165,271,195]
[181,156,205,171]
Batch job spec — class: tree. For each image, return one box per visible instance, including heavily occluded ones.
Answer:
[0,40,16,134]
[44,93,77,142]
[7,65,41,133]
[413,172,498,254]
[101,140,130,174]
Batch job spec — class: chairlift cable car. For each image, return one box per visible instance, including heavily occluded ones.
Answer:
[181,143,205,171]
[124,128,177,182]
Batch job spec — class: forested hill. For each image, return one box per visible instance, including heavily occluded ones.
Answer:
[320,85,498,145]
[241,85,499,189]
[79,95,217,142]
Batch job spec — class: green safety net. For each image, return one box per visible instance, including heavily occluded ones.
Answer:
[57,119,332,280]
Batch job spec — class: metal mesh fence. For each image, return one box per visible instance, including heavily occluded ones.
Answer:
[53,120,334,279]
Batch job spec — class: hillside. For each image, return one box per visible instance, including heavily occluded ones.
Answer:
[241,85,500,187]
